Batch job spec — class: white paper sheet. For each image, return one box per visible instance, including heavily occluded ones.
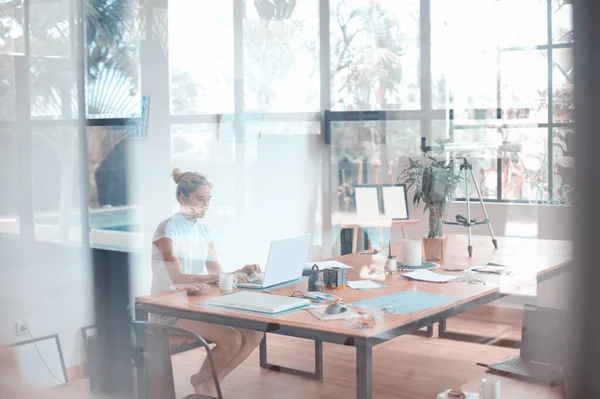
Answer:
[305,260,353,269]
[355,186,381,221]
[348,280,386,289]
[401,269,459,283]
[382,186,409,219]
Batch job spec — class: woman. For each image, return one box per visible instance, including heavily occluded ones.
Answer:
[152,169,264,396]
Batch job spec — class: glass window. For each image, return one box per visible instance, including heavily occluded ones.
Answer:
[0,128,19,235]
[500,50,548,122]
[32,126,81,244]
[29,0,72,58]
[87,0,141,118]
[243,0,319,112]
[87,125,143,250]
[501,127,548,201]
[0,0,24,55]
[169,0,234,115]
[553,0,574,44]
[330,0,420,111]
[0,55,16,121]
[553,127,574,204]
[497,0,547,48]
[553,48,574,122]
[431,0,498,110]
[30,57,77,120]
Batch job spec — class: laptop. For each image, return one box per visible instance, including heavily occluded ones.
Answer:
[205,291,310,314]
[485,304,566,384]
[237,234,311,289]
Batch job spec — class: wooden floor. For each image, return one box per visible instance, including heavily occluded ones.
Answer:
[170,313,522,399]
[56,312,524,399]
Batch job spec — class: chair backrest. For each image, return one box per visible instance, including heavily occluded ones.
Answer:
[131,322,177,399]
[130,321,223,399]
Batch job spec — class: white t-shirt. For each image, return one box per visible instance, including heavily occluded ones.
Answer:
[151,213,215,324]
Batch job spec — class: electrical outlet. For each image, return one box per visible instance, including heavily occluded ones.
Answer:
[15,322,28,337]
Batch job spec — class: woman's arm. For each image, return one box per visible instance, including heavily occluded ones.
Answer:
[155,238,219,284]
[205,242,251,283]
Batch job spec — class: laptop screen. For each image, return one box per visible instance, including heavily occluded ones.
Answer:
[520,304,566,366]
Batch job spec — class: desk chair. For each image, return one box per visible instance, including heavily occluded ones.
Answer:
[131,321,224,399]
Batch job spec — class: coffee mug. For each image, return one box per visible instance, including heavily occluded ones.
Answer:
[219,274,237,291]
[480,378,500,399]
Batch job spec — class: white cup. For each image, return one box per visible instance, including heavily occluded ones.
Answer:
[219,274,236,291]
[401,240,422,267]
[480,378,500,399]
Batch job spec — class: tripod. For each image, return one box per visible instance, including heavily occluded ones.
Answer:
[444,157,498,257]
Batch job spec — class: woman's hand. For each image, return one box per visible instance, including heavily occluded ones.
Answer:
[241,264,261,275]
[233,272,249,283]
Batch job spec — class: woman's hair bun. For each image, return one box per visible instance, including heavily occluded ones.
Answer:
[172,168,184,184]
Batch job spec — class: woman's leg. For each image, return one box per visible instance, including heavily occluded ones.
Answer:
[175,320,242,392]
[211,329,264,382]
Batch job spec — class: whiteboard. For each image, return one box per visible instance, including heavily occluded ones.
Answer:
[382,185,409,220]
[12,335,67,388]
[355,186,381,221]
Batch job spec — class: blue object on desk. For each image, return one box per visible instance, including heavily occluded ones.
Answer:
[238,276,309,292]
[349,291,460,315]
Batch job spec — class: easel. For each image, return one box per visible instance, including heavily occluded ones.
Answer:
[443,157,498,257]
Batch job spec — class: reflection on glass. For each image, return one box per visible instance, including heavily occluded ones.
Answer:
[87,125,142,251]
[30,57,77,120]
[32,127,81,243]
[431,0,497,110]
[500,50,548,122]
[502,128,548,201]
[169,0,233,114]
[0,129,19,235]
[553,128,574,204]
[0,0,24,55]
[553,0,574,44]
[87,0,141,118]
[0,55,16,121]
[454,156,498,200]
[553,48,574,122]
[171,123,237,266]
[330,0,420,111]
[29,0,71,58]
[244,0,319,112]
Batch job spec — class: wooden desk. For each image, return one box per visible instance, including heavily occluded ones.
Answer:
[135,235,571,399]
[331,212,420,252]
[461,373,563,399]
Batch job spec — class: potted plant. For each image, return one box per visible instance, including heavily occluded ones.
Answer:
[400,157,462,261]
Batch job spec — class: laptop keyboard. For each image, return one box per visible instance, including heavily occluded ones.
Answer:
[503,357,525,368]
[247,273,264,282]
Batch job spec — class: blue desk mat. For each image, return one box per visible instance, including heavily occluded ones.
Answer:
[349,291,460,316]
[199,303,311,317]
[239,276,308,292]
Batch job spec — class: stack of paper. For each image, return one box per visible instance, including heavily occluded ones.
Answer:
[401,269,458,283]
[348,280,387,290]
[305,260,353,270]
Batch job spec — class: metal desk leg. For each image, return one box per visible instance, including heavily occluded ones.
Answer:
[409,324,434,338]
[259,334,324,380]
[135,308,149,322]
[438,319,521,348]
[356,343,373,399]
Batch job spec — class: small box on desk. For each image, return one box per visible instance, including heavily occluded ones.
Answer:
[322,267,348,288]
